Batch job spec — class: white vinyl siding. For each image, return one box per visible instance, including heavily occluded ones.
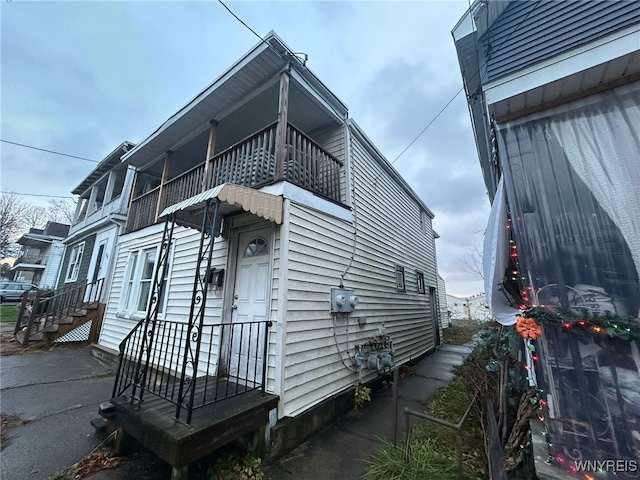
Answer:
[281,130,439,416]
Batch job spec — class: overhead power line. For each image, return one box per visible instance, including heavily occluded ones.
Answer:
[0,190,74,199]
[1,139,99,163]
[391,87,464,165]
[390,1,541,165]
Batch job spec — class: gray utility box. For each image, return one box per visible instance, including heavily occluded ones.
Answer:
[330,288,359,313]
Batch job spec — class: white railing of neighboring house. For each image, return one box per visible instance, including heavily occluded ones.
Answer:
[69,195,126,235]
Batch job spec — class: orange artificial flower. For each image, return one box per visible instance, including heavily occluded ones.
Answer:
[515,315,543,340]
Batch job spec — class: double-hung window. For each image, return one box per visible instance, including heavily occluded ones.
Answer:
[119,244,172,318]
[65,243,85,283]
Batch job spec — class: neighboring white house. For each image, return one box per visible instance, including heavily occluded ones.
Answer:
[11,222,69,288]
[446,293,490,321]
[56,142,136,301]
[95,32,443,469]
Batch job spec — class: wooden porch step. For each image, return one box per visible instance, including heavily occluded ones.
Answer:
[111,387,279,469]
[15,329,44,344]
[42,323,59,333]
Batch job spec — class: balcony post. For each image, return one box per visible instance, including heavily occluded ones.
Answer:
[154,151,172,220]
[274,70,290,181]
[124,171,140,232]
[202,120,218,191]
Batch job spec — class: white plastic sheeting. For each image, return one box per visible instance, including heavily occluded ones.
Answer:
[495,82,640,319]
[483,176,521,326]
[550,82,640,293]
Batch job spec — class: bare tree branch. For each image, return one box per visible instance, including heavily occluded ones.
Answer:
[460,244,484,280]
[23,205,48,229]
[47,199,75,224]
[0,192,27,258]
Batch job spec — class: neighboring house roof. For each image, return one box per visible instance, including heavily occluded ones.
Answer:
[122,31,349,170]
[72,141,136,195]
[43,222,70,238]
[17,222,70,246]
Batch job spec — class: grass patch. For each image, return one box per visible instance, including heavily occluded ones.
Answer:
[363,439,467,480]
[365,338,491,480]
[413,353,489,477]
[443,319,484,345]
[0,305,19,323]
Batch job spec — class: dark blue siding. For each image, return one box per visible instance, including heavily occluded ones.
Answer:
[480,0,640,83]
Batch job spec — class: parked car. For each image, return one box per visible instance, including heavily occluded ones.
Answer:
[0,281,38,303]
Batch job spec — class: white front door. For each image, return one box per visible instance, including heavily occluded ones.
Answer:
[227,228,272,384]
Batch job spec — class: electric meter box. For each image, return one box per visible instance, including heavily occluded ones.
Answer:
[330,288,359,313]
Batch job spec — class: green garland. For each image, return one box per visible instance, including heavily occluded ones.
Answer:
[521,307,640,341]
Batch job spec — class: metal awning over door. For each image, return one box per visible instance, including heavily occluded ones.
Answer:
[158,183,283,231]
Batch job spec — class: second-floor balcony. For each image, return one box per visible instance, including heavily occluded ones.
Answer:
[126,122,343,233]
[13,255,47,268]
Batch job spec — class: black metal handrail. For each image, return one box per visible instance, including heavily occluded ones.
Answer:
[112,318,272,424]
[15,278,104,343]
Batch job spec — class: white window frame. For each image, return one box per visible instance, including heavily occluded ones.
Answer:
[65,242,85,283]
[118,243,173,319]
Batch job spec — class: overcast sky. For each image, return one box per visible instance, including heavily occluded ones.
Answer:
[1,0,489,297]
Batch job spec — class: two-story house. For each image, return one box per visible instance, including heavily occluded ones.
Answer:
[12,221,70,288]
[96,32,444,478]
[57,142,136,300]
[453,1,639,477]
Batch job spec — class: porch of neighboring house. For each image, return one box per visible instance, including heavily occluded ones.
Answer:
[125,120,343,234]
[14,278,106,344]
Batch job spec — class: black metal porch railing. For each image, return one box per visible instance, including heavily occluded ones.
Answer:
[15,278,104,343]
[112,318,272,423]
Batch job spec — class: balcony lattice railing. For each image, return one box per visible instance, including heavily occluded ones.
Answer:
[126,186,160,233]
[125,123,343,233]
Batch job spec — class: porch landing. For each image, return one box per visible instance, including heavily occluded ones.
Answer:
[109,387,278,475]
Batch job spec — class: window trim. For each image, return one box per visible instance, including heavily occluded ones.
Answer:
[65,242,85,283]
[118,243,173,319]
[416,271,426,294]
[395,265,406,292]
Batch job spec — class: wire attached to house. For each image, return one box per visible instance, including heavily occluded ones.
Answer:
[389,0,541,166]
[1,139,99,163]
[0,190,74,199]
[332,314,357,372]
[217,0,308,66]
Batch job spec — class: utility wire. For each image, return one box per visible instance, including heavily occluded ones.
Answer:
[217,0,308,65]
[391,87,464,165]
[1,139,99,163]
[218,0,266,46]
[0,190,74,199]
[390,0,540,165]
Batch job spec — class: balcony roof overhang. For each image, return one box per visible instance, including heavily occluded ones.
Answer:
[484,25,640,122]
[159,183,283,231]
[123,32,348,171]
[72,141,136,196]
[11,263,46,272]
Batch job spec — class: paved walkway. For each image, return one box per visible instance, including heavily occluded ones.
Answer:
[1,346,115,480]
[262,342,476,480]
[0,340,475,480]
